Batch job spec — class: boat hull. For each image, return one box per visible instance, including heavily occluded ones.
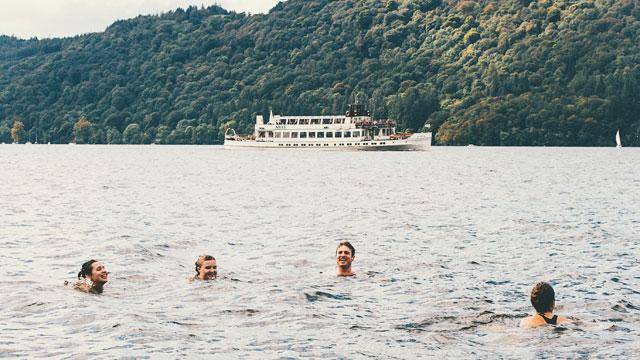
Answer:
[224,133,431,151]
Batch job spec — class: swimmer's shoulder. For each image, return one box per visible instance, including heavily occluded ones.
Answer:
[520,315,544,328]
[71,281,91,293]
[519,316,535,328]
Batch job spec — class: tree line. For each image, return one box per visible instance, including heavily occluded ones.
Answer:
[0,0,638,146]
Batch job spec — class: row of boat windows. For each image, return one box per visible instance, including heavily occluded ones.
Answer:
[259,130,364,138]
[275,118,346,125]
[277,142,387,147]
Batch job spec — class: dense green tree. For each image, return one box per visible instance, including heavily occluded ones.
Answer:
[0,122,10,143]
[122,123,143,144]
[106,127,123,144]
[0,0,639,146]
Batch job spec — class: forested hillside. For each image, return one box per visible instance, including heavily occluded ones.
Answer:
[0,0,639,145]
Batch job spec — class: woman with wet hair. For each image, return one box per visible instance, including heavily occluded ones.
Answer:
[192,255,217,281]
[520,281,569,327]
[71,259,109,294]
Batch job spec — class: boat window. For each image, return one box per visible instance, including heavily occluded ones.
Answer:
[300,132,307,138]
[317,132,324,138]
[308,132,316,138]
[291,132,298,138]
[299,119,309,125]
[283,132,290,138]
[322,118,332,124]
[335,132,342,138]
[287,119,297,125]
[267,131,273,138]
[326,132,333,138]
[344,131,351,137]
[353,131,359,137]
[311,118,320,125]
[258,131,265,138]
[275,132,282,138]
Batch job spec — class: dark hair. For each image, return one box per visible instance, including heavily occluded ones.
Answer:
[78,259,97,279]
[195,255,216,275]
[531,282,555,314]
[336,241,355,257]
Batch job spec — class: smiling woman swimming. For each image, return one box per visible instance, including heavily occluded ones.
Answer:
[72,259,109,294]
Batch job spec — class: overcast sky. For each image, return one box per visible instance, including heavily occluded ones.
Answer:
[0,0,281,39]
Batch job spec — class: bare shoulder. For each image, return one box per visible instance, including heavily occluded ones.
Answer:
[520,316,545,328]
[520,316,533,328]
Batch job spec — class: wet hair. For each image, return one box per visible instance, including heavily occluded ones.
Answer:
[336,241,355,257]
[78,259,97,280]
[195,255,216,275]
[531,281,555,314]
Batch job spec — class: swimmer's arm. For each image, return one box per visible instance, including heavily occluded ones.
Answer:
[557,315,570,324]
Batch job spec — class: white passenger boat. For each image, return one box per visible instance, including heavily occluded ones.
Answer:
[224,104,431,150]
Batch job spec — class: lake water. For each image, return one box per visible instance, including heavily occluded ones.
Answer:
[1,145,638,358]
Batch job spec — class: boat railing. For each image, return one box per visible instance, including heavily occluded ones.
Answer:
[390,132,413,140]
[353,119,396,128]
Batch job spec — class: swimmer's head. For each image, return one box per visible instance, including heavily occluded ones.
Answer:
[78,259,109,285]
[195,255,217,280]
[531,281,555,314]
[336,241,355,275]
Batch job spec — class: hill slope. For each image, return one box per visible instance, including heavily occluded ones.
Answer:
[0,0,639,145]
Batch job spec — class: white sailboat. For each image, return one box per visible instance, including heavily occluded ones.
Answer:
[616,129,622,148]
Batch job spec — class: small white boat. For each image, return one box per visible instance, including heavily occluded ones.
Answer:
[616,130,622,148]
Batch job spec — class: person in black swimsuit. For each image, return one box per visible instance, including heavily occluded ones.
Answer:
[520,281,569,327]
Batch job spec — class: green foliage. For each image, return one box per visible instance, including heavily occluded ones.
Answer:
[123,123,143,144]
[0,0,639,146]
[0,122,10,143]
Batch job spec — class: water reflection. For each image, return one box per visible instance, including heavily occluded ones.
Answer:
[0,145,638,357]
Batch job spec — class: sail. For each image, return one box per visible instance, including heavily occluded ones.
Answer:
[616,130,622,148]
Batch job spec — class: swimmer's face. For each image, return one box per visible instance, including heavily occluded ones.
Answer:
[198,259,217,280]
[90,262,109,284]
[336,245,354,269]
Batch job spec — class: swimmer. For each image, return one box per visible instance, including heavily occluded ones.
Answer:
[520,281,569,327]
[72,259,109,294]
[192,255,217,281]
[336,241,356,276]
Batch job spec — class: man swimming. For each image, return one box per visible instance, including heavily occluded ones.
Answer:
[72,259,109,294]
[336,241,356,276]
[193,255,217,280]
[520,281,569,327]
